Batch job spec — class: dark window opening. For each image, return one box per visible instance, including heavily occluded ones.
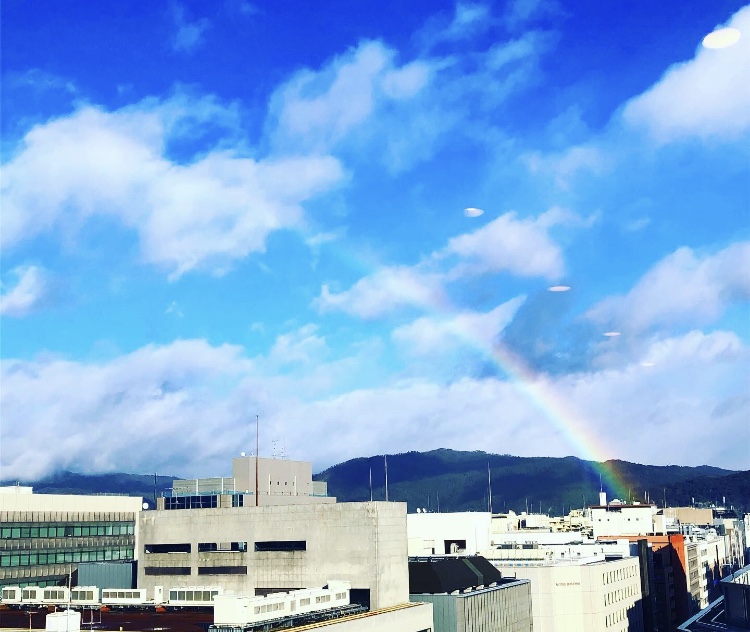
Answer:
[349,589,370,610]
[444,540,466,554]
[198,566,247,575]
[144,566,191,575]
[145,543,191,554]
[254,541,306,552]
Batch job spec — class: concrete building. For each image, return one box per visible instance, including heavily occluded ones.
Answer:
[162,456,332,509]
[489,555,645,632]
[138,501,408,611]
[0,486,143,588]
[409,556,533,632]
[408,512,492,556]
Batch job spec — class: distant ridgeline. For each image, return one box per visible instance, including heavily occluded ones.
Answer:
[313,449,749,515]
[3,450,748,515]
[0,471,176,508]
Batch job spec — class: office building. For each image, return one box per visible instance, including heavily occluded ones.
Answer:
[0,486,142,588]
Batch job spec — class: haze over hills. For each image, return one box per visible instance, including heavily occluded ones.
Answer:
[3,450,747,515]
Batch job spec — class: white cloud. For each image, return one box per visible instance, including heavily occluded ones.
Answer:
[269,29,553,171]
[0,265,48,317]
[317,208,583,319]
[279,330,749,471]
[444,208,573,279]
[0,340,253,480]
[270,41,434,156]
[392,296,526,354]
[588,241,750,333]
[1,96,344,277]
[2,329,747,481]
[316,267,447,319]
[622,6,750,142]
[172,4,210,53]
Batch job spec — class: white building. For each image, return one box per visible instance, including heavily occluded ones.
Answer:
[408,511,492,556]
[590,499,660,539]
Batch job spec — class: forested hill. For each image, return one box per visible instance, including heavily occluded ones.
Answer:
[313,449,746,514]
[0,471,176,508]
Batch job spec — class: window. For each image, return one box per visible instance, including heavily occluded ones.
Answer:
[254,541,306,552]
[144,566,191,575]
[198,566,247,575]
[145,543,191,554]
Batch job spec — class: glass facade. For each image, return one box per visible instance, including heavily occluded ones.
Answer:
[0,519,136,587]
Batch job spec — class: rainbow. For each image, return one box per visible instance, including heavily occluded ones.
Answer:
[322,244,633,503]
[489,341,631,502]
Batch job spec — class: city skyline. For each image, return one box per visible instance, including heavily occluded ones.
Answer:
[1,0,749,479]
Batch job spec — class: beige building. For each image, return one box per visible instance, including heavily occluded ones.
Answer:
[138,501,408,611]
[489,556,644,632]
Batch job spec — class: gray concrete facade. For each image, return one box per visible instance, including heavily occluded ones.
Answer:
[137,501,408,610]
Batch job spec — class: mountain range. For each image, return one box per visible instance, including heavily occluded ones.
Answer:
[3,450,748,515]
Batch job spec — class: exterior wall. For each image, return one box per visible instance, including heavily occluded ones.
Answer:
[591,505,657,538]
[664,508,713,526]
[232,457,324,499]
[408,512,492,556]
[292,602,434,631]
[684,534,728,614]
[137,501,408,610]
[411,580,533,632]
[493,557,644,632]
[0,493,142,589]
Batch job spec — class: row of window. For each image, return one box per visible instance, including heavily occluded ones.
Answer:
[605,605,637,628]
[164,495,247,510]
[168,590,220,601]
[145,566,248,576]
[1,523,135,539]
[604,584,638,606]
[254,602,284,614]
[0,547,134,567]
[145,541,305,554]
[603,565,637,585]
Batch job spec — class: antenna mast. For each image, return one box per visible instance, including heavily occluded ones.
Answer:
[487,462,493,513]
[384,455,389,502]
[255,414,259,507]
[369,466,373,502]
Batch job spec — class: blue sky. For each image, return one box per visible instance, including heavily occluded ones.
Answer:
[1,0,749,480]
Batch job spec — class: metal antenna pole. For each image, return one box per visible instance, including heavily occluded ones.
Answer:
[384,455,389,502]
[255,414,259,507]
[488,462,493,513]
[369,466,373,502]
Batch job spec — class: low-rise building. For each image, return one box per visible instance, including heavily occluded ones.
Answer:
[409,556,533,632]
